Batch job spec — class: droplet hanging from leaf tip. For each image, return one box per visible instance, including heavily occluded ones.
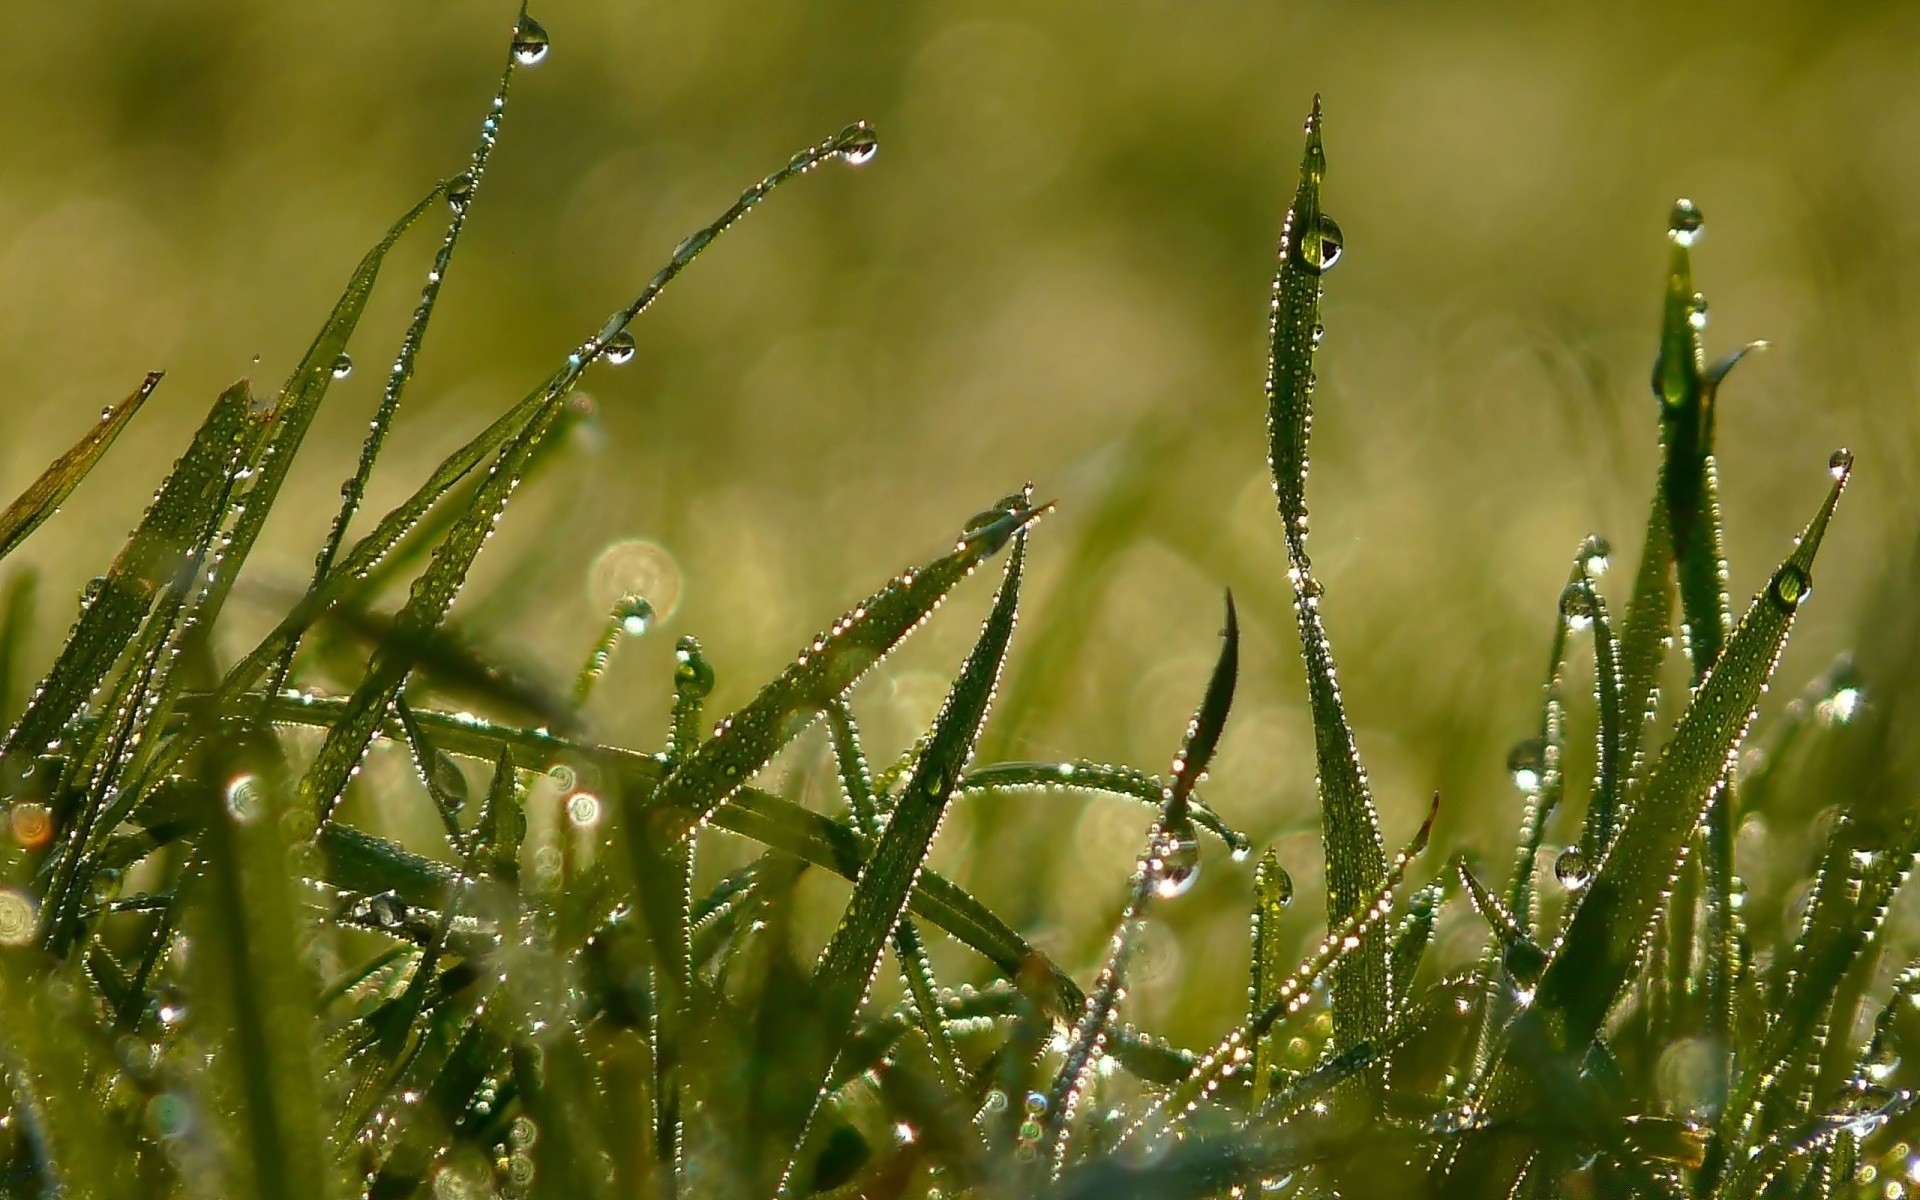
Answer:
[675,635,714,700]
[511,15,550,65]
[615,594,654,636]
[1287,212,1344,275]
[1506,737,1546,792]
[1669,197,1705,246]
[1150,820,1201,899]
[1559,581,1595,631]
[836,121,879,166]
[603,330,636,365]
[1830,447,1854,481]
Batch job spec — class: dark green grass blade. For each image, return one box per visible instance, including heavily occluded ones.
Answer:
[1524,455,1848,1059]
[1265,96,1391,1053]
[1580,572,1628,861]
[1039,595,1239,1173]
[0,371,160,563]
[298,121,882,827]
[1616,490,1676,790]
[645,496,1043,846]
[184,741,333,1200]
[2,380,256,791]
[957,760,1247,853]
[776,525,1027,1196]
[0,568,37,728]
[1389,879,1444,1003]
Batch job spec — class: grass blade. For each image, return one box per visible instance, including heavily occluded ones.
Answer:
[776,516,1029,1196]
[957,760,1248,854]
[0,372,160,564]
[1265,96,1391,1053]
[0,567,38,728]
[1249,847,1294,1109]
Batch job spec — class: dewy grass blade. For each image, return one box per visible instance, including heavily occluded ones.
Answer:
[1038,595,1238,1176]
[644,494,1043,846]
[1249,846,1295,1108]
[777,519,1028,1197]
[0,371,160,564]
[298,123,880,826]
[957,760,1248,854]
[2,380,255,795]
[1265,96,1391,1053]
[1521,453,1849,1063]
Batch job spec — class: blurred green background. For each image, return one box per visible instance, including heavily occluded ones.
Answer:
[4,2,1917,1041]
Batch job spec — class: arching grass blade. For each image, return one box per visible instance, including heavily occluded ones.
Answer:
[0,371,159,564]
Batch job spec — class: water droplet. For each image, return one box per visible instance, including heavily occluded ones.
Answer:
[1230,843,1252,863]
[565,791,602,828]
[958,505,1018,555]
[615,595,654,636]
[446,173,476,211]
[1580,535,1612,577]
[1669,198,1705,247]
[8,803,51,850]
[603,330,636,365]
[674,636,714,700]
[511,15,550,65]
[369,892,409,930]
[0,890,35,946]
[1770,563,1811,611]
[1830,447,1854,481]
[330,353,353,380]
[1271,864,1295,907]
[1554,847,1591,890]
[837,121,879,166]
[1150,819,1201,899]
[1559,581,1595,631]
[1506,737,1547,793]
[1688,292,1710,331]
[1310,322,1325,346]
[1023,1091,1048,1115]
[1288,213,1344,275]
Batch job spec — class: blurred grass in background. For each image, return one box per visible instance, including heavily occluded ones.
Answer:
[2,1,1915,1048]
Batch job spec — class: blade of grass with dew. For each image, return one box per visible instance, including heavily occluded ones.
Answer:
[1458,861,1547,1003]
[1516,454,1849,1069]
[958,760,1248,854]
[283,18,528,700]
[298,121,882,828]
[2,380,256,793]
[1389,879,1444,1003]
[643,493,1041,850]
[1265,96,1391,1054]
[394,696,470,848]
[183,741,333,1200]
[1116,795,1437,1153]
[1038,593,1237,1176]
[0,371,160,564]
[826,696,970,1099]
[1248,846,1295,1108]
[1577,569,1628,862]
[775,518,1028,1197]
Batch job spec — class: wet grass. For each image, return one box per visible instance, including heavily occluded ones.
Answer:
[0,11,1909,1200]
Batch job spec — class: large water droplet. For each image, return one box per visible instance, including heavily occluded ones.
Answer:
[331,353,353,380]
[1554,847,1591,890]
[674,636,715,700]
[511,16,550,65]
[1829,447,1854,481]
[1506,737,1547,793]
[1769,563,1811,611]
[1150,820,1201,899]
[837,122,879,166]
[1688,292,1710,331]
[1580,534,1612,577]
[1559,581,1595,631]
[1271,864,1295,907]
[615,595,653,636]
[603,330,636,365]
[446,173,476,212]
[1669,198,1705,247]
[1288,212,1344,275]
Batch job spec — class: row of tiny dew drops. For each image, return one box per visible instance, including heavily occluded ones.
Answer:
[316,12,879,386]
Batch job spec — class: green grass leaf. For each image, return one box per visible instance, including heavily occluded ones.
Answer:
[0,371,160,565]
[1265,96,1391,1054]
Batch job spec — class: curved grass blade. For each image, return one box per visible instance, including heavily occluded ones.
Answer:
[957,760,1247,854]
[2,380,256,793]
[775,522,1027,1197]
[1522,454,1849,1064]
[645,494,1044,846]
[1038,595,1238,1175]
[298,125,880,826]
[0,371,160,564]
[1265,96,1391,1053]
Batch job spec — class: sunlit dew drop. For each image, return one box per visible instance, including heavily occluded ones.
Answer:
[602,330,636,365]
[1669,198,1705,247]
[330,353,353,380]
[0,889,36,947]
[1288,212,1344,275]
[1506,737,1547,793]
[1150,820,1202,899]
[1830,447,1855,481]
[446,172,476,212]
[615,594,654,637]
[1688,292,1710,331]
[511,15,550,65]
[836,121,879,166]
[1770,563,1811,611]
[1559,581,1595,632]
[1554,846,1591,890]
[674,636,715,700]
[1580,534,1612,577]
[565,791,603,828]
